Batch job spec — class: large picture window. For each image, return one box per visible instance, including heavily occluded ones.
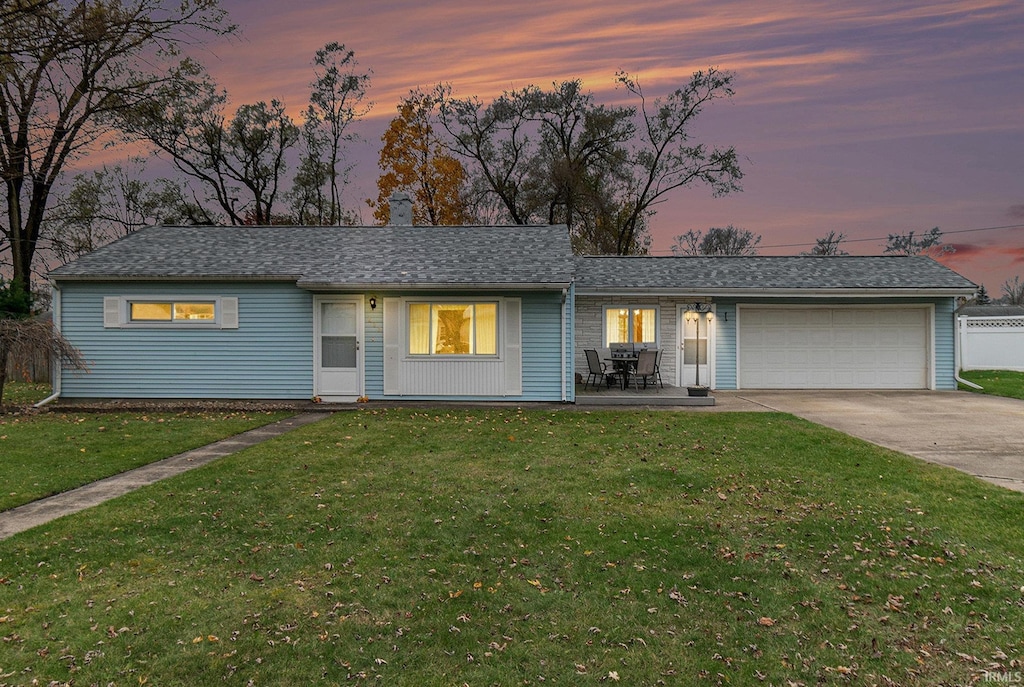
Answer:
[604,306,657,347]
[409,302,497,355]
[130,301,215,322]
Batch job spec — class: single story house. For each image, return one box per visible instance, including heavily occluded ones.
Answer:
[47,200,976,402]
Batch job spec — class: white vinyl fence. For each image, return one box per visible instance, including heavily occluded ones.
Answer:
[958,315,1024,371]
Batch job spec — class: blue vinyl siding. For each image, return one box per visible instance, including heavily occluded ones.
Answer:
[363,299,384,397]
[59,282,314,399]
[522,292,567,401]
[564,284,575,402]
[934,298,957,390]
[713,302,738,389]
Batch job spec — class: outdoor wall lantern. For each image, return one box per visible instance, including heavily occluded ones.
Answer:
[369,297,377,310]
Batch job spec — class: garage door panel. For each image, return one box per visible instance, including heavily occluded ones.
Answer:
[876,330,903,346]
[739,307,929,389]
[834,310,876,326]
[834,328,869,346]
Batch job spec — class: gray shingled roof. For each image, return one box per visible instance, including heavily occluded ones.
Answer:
[957,305,1024,316]
[49,224,575,288]
[574,255,976,293]
[49,225,977,294]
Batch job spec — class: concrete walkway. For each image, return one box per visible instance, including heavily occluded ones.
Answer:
[0,411,330,540]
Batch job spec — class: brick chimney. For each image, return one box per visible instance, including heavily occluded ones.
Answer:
[388,191,413,226]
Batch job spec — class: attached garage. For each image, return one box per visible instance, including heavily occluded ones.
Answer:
[738,306,931,389]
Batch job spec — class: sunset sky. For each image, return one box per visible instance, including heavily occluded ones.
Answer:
[192,0,1023,292]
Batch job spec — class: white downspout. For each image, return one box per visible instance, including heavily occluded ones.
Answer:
[560,287,568,402]
[34,283,63,407]
[953,314,983,390]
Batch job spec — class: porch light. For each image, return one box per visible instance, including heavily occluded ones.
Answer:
[369,297,377,310]
[686,302,713,321]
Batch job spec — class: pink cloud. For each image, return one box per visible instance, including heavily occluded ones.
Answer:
[61,0,1022,292]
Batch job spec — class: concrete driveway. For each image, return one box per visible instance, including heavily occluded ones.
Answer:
[731,390,1024,493]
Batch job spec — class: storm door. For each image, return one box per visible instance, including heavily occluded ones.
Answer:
[314,297,362,400]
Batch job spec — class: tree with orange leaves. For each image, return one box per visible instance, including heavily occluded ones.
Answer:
[371,90,475,226]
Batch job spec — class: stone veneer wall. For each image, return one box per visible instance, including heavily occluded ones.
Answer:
[574,295,686,386]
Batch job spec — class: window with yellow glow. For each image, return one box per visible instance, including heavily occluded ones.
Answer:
[409,302,498,355]
[604,306,657,346]
[130,301,216,322]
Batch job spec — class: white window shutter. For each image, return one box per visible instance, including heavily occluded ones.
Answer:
[103,297,121,328]
[503,298,522,396]
[383,298,402,395]
[221,297,239,329]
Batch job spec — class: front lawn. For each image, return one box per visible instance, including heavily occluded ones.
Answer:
[959,369,1024,400]
[1,409,1021,685]
[0,409,291,511]
[0,380,51,408]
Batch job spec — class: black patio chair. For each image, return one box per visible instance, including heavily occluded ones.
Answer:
[631,349,659,389]
[653,349,665,388]
[584,349,615,390]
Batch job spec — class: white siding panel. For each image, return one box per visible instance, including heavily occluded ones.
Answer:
[504,298,522,395]
[103,297,120,328]
[383,297,403,395]
[221,297,239,328]
[401,359,505,395]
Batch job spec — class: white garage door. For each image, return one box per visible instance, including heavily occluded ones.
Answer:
[738,307,930,389]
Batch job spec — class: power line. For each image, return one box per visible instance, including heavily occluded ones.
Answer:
[649,223,1024,254]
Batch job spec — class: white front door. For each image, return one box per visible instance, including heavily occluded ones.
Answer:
[314,297,363,401]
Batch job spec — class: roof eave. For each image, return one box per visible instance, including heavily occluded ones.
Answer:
[49,274,302,283]
[298,281,571,291]
[573,287,976,298]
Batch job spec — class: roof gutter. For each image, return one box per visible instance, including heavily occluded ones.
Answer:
[34,283,62,408]
[50,275,302,283]
[298,282,573,292]
[561,287,568,402]
[573,287,977,298]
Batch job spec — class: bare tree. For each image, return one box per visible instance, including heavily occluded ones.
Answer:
[44,159,180,264]
[1003,276,1024,305]
[614,70,743,255]
[803,231,849,256]
[884,227,953,257]
[0,0,235,290]
[129,45,368,226]
[127,78,300,225]
[672,226,761,256]
[305,43,372,225]
[439,69,742,255]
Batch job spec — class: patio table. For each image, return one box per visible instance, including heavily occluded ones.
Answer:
[604,356,638,389]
